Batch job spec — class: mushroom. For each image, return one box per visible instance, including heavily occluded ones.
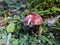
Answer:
[24,13,43,26]
[24,13,43,37]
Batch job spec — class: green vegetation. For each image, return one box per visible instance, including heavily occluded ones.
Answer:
[0,0,60,45]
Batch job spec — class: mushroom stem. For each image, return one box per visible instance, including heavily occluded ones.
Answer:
[27,18,31,25]
[32,31,38,37]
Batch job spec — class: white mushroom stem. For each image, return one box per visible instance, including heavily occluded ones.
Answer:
[27,18,31,25]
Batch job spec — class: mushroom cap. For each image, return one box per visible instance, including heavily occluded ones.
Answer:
[24,14,43,26]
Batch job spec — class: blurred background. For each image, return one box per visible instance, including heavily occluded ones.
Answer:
[0,0,60,45]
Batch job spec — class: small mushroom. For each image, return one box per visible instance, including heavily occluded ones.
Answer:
[24,13,43,26]
[24,13,43,36]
